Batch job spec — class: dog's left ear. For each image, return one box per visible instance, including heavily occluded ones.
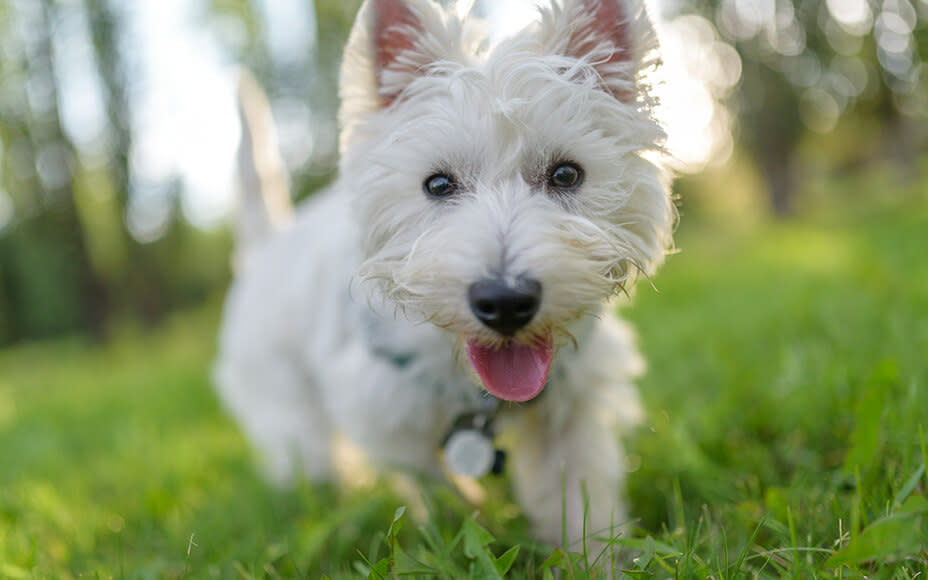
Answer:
[540,0,652,102]
[339,0,458,148]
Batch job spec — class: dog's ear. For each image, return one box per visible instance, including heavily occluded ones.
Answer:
[369,0,427,104]
[339,0,455,139]
[540,0,652,102]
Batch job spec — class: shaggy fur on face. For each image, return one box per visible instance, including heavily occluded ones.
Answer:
[342,0,672,345]
[216,0,675,548]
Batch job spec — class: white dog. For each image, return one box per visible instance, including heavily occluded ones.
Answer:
[216,0,674,547]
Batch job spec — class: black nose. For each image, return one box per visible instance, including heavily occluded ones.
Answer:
[468,278,542,336]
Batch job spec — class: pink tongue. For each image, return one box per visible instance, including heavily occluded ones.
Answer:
[466,337,554,402]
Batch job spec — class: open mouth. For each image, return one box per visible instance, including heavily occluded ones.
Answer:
[465,335,554,402]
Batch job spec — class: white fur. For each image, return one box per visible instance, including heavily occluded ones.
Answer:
[216,0,674,547]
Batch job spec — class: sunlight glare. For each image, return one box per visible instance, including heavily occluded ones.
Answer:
[488,0,545,39]
[129,0,240,232]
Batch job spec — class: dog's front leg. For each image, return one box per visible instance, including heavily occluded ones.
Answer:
[507,399,630,551]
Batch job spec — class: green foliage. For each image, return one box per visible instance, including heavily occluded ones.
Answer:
[826,495,928,567]
[0,175,926,577]
[354,509,523,579]
[0,218,86,339]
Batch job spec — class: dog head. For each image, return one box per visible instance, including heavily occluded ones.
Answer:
[339,0,674,402]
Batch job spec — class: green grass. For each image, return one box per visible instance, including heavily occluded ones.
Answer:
[1,181,927,578]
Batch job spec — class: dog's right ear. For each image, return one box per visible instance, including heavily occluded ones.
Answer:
[339,0,455,147]
[369,0,428,105]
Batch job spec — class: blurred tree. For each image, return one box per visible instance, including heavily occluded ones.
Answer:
[0,0,237,345]
[204,0,360,200]
[0,0,110,340]
[83,0,172,324]
[672,0,927,213]
[207,0,270,86]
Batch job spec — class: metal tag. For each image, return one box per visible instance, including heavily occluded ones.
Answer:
[443,429,496,478]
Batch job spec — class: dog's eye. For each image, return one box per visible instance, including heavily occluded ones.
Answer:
[548,162,583,191]
[424,173,458,199]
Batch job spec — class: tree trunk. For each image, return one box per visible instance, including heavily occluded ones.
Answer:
[84,0,168,325]
[760,146,797,217]
[36,0,111,338]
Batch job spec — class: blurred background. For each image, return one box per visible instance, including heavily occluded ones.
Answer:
[1,0,927,576]
[0,0,924,345]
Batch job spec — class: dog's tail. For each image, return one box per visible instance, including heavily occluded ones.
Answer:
[235,69,292,268]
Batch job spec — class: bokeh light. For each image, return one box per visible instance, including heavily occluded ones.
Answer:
[653,12,741,170]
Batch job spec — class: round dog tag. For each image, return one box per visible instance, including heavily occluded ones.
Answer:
[444,429,495,478]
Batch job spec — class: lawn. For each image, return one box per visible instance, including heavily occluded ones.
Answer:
[1,174,926,578]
